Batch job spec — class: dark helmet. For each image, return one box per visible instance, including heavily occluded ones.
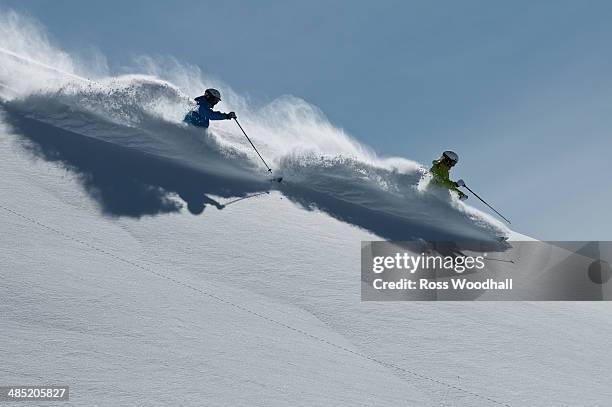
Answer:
[442,150,459,166]
[195,88,221,105]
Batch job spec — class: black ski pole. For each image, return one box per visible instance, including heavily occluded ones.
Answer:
[233,118,272,172]
[462,184,512,224]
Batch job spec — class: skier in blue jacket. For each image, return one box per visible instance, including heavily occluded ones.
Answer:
[184,88,236,128]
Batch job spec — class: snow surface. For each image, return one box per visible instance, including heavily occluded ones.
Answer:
[1,10,611,407]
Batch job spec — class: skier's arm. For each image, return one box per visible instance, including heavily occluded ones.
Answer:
[199,105,235,121]
[210,111,237,120]
[441,178,460,190]
[208,110,229,121]
[448,180,468,199]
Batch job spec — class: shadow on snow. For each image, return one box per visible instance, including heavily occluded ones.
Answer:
[2,102,504,243]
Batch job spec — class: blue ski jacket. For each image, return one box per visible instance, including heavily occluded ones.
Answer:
[184,101,228,128]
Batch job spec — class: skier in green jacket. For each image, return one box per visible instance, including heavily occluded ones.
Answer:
[430,150,468,200]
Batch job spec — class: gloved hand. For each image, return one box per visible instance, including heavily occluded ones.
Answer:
[458,191,468,201]
[226,112,237,119]
[456,179,465,187]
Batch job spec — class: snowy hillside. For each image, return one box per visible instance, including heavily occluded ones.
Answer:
[2,11,611,407]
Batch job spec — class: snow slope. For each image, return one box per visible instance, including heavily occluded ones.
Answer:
[1,10,611,407]
[3,111,612,407]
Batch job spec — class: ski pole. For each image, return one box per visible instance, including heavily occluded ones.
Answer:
[233,118,272,172]
[461,184,512,224]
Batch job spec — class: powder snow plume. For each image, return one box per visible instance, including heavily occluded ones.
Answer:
[0,10,510,240]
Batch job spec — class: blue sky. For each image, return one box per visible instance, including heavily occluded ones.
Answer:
[2,0,611,239]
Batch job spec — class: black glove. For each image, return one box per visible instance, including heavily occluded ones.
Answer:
[226,112,237,119]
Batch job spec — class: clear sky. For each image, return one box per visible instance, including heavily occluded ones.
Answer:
[2,0,611,239]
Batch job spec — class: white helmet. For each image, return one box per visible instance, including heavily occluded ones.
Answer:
[442,150,459,165]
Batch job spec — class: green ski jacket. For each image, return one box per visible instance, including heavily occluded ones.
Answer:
[430,159,461,193]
